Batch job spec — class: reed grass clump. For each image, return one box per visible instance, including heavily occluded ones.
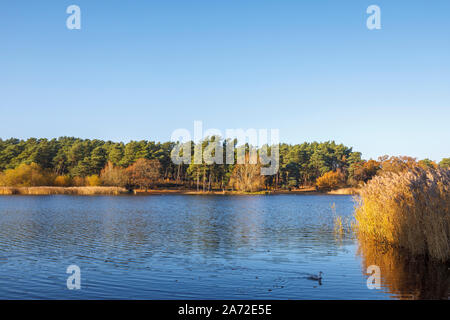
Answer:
[334,216,344,237]
[354,167,450,262]
[331,203,355,240]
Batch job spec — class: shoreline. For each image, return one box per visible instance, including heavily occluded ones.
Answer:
[0,186,359,196]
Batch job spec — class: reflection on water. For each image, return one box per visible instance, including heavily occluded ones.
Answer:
[357,239,449,300]
[0,195,447,299]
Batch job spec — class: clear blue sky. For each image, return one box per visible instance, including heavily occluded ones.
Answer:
[1,0,449,161]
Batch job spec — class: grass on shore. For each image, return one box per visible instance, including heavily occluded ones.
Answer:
[354,167,450,262]
[0,186,128,195]
[0,186,358,196]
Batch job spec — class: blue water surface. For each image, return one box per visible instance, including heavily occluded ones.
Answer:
[0,194,408,299]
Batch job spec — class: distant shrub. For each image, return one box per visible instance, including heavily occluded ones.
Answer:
[316,170,346,190]
[354,167,450,262]
[54,175,72,187]
[72,176,86,187]
[86,174,101,186]
[0,163,54,187]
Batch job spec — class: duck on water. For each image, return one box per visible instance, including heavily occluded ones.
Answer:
[306,272,323,285]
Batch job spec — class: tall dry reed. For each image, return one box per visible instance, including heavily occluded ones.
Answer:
[354,167,450,262]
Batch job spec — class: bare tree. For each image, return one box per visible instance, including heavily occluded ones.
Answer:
[229,155,265,192]
[100,161,128,187]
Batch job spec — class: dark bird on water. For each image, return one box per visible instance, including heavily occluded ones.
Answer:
[306,271,323,285]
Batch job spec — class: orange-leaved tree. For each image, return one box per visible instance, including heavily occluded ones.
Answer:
[316,170,346,191]
[127,158,161,191]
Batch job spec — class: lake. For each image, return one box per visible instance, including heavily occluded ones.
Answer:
[0,195,447,299]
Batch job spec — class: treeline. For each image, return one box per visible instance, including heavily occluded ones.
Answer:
[0,137,448,191]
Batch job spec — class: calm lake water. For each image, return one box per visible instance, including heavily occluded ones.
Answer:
[0,195,447,299]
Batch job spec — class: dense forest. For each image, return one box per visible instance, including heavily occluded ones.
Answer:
[0,137,448,192]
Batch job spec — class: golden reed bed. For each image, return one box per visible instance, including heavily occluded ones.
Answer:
[0,186,128,195]
[354,167,450,262]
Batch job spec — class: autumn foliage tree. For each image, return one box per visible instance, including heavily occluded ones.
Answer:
[418,158,438,170]
[0,163,53,187]
[440,158,450,169]
[315,170,346,191]
[348,159,381,186]
[378,155,418,174]
[127,158,161,190]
